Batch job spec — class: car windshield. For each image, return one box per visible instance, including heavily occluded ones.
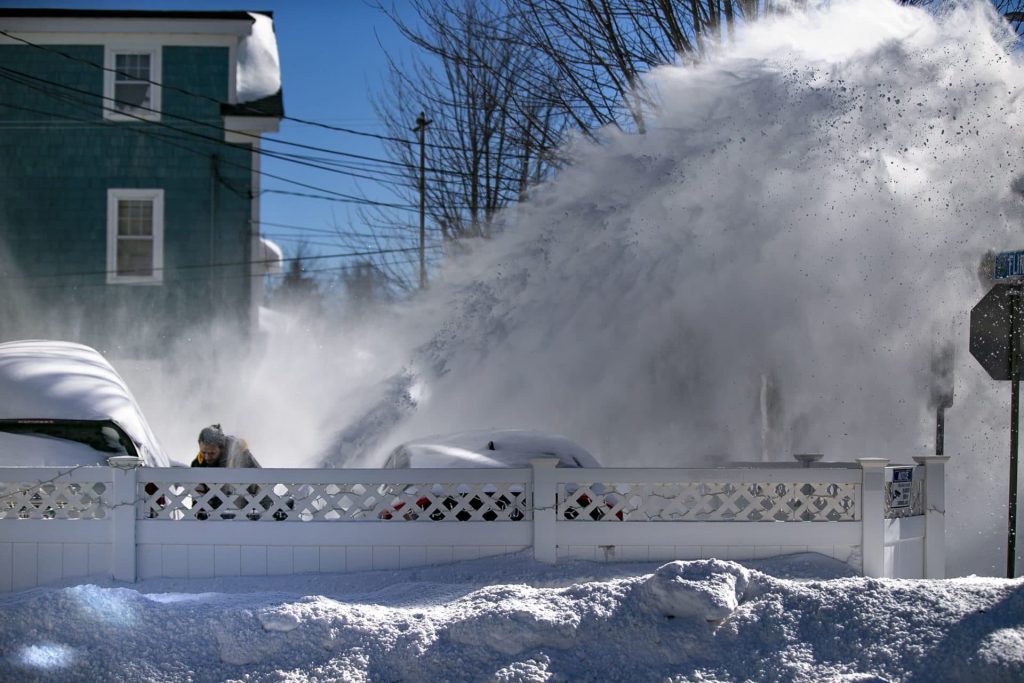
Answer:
[0,419,137,457]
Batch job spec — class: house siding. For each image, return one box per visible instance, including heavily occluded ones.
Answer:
[0,43,254,357]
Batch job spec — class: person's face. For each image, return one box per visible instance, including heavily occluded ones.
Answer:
[199,443,222,462]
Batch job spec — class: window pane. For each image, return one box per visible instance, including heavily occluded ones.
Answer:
[114,83,150,111]
[118,200,153,237]
[116,238,153,277]
[114,53,150,81]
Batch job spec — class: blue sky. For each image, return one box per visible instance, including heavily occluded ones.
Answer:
[3,0,422,282]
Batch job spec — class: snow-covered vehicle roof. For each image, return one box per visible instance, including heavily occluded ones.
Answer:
[383,429,601,469]
[0,340,169,467]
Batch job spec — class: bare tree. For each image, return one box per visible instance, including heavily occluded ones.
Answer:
[341,0,568,291]
[509,0,795,136]
[269,243,322,316]
[352,0,1024,293]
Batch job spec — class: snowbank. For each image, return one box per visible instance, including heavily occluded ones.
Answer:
[0,553,1020,682]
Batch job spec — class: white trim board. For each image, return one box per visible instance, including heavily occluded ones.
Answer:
[0,17,252,38]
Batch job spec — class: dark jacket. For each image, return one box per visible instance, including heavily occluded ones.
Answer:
[190,435,261,468]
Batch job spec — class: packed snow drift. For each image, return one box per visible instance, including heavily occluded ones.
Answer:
[1,553,1022,682]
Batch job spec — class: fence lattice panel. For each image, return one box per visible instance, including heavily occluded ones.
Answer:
[558,481,859,522]
[0,479,110,520]
[141,480,531,522]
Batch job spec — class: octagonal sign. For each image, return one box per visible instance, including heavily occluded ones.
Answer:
[970,283,1024,381]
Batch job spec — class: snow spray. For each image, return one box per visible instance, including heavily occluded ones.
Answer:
[336,0,1023,576]
[129,0,1024,576]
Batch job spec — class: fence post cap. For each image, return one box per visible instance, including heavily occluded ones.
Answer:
[107,455,144,469]
[793,453,824,467]
[529,457,560,468]
[856,457,890,469]
[912,455,952,465]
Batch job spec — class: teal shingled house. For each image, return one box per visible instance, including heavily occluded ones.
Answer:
[0,9,284,365]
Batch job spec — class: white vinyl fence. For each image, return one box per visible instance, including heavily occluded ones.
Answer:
[0,456,948,592]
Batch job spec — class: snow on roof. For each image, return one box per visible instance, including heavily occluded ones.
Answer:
[236,12,280,104]
[0,340,168,466]
[256,237,283,275]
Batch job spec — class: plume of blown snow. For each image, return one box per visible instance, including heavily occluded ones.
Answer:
[313,0,1024,575]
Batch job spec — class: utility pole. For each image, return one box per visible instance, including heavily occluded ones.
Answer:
[413,111,431,290]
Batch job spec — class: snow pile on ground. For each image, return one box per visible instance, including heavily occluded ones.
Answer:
[0,553,1021,682]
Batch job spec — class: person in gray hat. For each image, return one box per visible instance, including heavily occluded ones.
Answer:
[191,423,261,468]
[190,424,279,519]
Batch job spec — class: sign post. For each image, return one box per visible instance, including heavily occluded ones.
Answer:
[970,258,1024,579]
[930,340,955,456]
[1011,289,1020,582]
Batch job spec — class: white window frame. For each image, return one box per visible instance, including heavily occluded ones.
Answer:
[103,46,162,121]
[107,189,164,285]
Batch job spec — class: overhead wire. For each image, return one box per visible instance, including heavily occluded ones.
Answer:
[0,62,475,181]
[12,251,445,291]
[0,25,536,285]
[258,219,424,236]
[0,28,546,160]
[0,91,419,211]
[0,245,443,282]
[0,66,521,211]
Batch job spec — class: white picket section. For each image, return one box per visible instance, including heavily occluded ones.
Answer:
[0,457,947,591]
[0,466,114,591]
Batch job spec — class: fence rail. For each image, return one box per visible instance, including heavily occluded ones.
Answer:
[0,456,949,592]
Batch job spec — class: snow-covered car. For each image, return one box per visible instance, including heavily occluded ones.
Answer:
[0,340,169,467]
[382,429,602,470]
[377,429,615,521]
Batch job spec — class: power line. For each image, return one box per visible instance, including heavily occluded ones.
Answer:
[258,219,422,236]
[0,27,501,156]
[0,63,469,180]
[263,231,427,245]
[0,90,423,212]
[12,251,445,291]
[0,31,536,242]
[0,94,508,218]
[0,246,442,281]
[0,68,526,205]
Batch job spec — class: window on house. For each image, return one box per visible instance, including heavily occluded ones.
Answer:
[104,48,161,120]
[107,189,164,284]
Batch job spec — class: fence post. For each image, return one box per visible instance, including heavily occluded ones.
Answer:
[913,455,949,579]
[531,458,559,564]
[108,456,143,583]
[858,457,889,578]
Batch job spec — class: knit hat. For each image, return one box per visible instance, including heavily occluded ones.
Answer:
[198,424,227,447]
